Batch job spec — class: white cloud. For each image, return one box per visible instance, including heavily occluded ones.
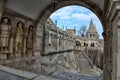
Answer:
[50,6,98,21]
[50,6,74,20]
[50,6,103,38]
[72,24,79,27]
[71,13,97,21]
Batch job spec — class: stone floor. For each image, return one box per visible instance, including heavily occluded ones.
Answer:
[0,65,102,80]
[0,71,27,80]
[0,70,63,80]
[52,71,102,80]
[80,69,101,76]
[0,65,62,80]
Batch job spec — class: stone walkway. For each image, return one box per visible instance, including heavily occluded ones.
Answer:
[0,71,27,80]
[0,65,62,80]
[0,65,102,80]
[52,71,102,80]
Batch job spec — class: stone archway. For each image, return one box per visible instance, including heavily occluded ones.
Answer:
[36,1,120,80]
[37,0,106,55]
[38,0,106,30]
[0,0,119,80]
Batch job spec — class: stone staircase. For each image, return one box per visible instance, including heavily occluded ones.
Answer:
[0,65,63,80]
[77,50,94,70]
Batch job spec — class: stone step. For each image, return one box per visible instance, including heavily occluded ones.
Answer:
[0,65,63,80]
[78,51,94,70]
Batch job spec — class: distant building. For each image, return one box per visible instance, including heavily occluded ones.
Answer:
[75,19,103,69]
[66,29,76,36]
[46,18,103,70]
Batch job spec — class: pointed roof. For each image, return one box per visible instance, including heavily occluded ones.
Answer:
[88,18,97,33]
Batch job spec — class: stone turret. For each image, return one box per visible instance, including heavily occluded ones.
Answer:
[86,18,99,39]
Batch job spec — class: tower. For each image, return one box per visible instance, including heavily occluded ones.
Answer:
[86,18,99,39]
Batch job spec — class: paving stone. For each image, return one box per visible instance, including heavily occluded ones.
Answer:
[0,71,27,80]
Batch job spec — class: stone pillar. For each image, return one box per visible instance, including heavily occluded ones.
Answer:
[102,31,109,80]
[104,1,120,80]
[0,0,5,58]
[56,37,59,51]
[34,22,45,72]
[45,24,49,53]
[0,0,5,20]
[42,23,48,54]
[103,24,113,80]
[63,34,65,51]
[23,22,27,57]
[108,1,120,80]
[112,11,120,80]
[10,28,14,58]
[56,28,59,51]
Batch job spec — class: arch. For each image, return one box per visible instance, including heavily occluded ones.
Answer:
[36,0,106,59]
[84,43,86,47]
[91,42,95,47]
[34,1,111,79]
[37,0,106,31]
[76,41,81,46]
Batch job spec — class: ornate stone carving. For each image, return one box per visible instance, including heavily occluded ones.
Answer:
[0,17,11,54]
[26,25,34,56]
[14,22,24,56]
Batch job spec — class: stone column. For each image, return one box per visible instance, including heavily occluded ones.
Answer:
[108,27,113,80]
[56,37,59,51]
[112,12,120,80]
[45,24,49,53]
[56,28,59,51]
[34,22,44,72]
[102,31,109,80]
[41,23,48,55]
[103,26,113,80]
[104,1,120,80]
[63,34,65,51]
[22,22,27,57]
[9,27,14,58]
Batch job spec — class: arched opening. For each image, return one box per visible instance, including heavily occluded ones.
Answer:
[38,0,106,30]
[76,41,81,46]
[38,1,105,78]
[1,0,118,80]
[91,43,95,47]
[0,0,119,80]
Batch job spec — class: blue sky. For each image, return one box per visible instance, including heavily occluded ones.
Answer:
[50,6,103,39]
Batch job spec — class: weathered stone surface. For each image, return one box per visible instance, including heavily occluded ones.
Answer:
[0,0,120,80]
[0,71,27,80]
[52,71,101,80]
[41,51,77,74]
[75,51,93,70]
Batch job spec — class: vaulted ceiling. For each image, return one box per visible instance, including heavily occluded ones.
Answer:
[5,0,105,20]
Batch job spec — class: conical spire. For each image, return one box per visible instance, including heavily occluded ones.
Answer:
[88,18,97,33]
[86,18,99,39]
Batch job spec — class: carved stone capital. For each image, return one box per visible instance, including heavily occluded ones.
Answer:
[108,1,120,22]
